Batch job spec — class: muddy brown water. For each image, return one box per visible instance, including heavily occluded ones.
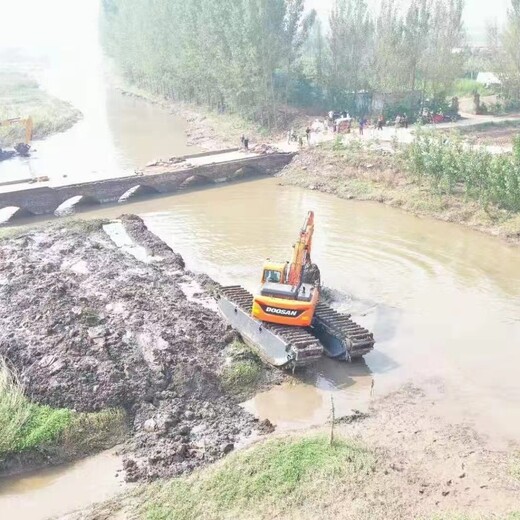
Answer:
[0,449,126,520]
[45,177,519,442]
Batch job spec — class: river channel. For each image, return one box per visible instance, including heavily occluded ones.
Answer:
[4,177,520,442]
[1,1,520,516]
[72,178,520,442]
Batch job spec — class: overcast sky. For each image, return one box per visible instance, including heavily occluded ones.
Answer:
[0,0,511,53]
[307,0,510,29]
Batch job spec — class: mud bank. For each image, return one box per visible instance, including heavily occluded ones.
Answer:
[279,145,520,246]
[0,216,272,481]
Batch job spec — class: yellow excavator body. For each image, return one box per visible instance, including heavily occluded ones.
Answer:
[252,211,320,327]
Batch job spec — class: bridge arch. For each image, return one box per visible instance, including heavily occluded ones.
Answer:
[231,165,261,180]
[118,184,159,204]
[55,195,100,217]
[179,175,212,189]
[0,206,35,225]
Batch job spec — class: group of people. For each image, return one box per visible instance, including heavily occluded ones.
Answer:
[328,112,386,135]
[328,110,414,134]
[287,126,314,147]
[394,114,409,129]
[281,108,414,149]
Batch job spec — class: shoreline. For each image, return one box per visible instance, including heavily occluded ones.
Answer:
[65,381,520,520]
[115,80,520,248]
[278,144,520,247]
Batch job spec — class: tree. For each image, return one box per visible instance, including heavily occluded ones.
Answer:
[373,0,408,92]
[422,0,465,97]
[281,1,317,106]
[490,0,520,104]
[327,0,374,107]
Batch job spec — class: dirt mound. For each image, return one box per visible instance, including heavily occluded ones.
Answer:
[0,217,260,480]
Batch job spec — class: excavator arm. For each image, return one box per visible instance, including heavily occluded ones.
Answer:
[287,210,314,286]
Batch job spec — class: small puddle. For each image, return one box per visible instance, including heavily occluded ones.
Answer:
[103,221,160,263]
[0,449,127,520]
[242,358,373,431]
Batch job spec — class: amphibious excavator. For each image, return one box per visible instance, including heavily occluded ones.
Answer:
[217,211,375,368]
[0,117,33,160]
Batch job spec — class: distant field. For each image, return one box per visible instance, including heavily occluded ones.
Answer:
[0,72,81,147]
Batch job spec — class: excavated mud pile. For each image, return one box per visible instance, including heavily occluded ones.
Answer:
[0,216,261,481]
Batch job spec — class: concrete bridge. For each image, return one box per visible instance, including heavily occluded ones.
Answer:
[0,148,294,222]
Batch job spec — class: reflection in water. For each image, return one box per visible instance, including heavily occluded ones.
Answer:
[0,450,126,520]
[63,177,520,440]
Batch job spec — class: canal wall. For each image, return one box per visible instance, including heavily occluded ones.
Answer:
[0,152,294,218]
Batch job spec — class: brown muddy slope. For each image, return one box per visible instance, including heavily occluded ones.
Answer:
[0,216,263,481]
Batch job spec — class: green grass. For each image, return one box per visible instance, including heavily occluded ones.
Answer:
[221,361,262,392]
[0,358,126,459]
[221,341,263,394]
[145,435,375,520]
[449,78,494,98]
[0,72,82,147]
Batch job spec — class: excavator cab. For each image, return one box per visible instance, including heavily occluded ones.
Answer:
[261,262,287,284]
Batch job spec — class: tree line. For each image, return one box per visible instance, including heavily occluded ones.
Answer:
[489,0,520,109]
[101,0,518,126]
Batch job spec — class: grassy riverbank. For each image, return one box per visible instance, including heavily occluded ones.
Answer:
[0,72,82,147]
[0,359,126,475]
[280,137,520,244]
[145,435,375,520]
[68,384,520,520]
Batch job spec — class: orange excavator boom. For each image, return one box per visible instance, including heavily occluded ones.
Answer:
[287,210,314,285]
